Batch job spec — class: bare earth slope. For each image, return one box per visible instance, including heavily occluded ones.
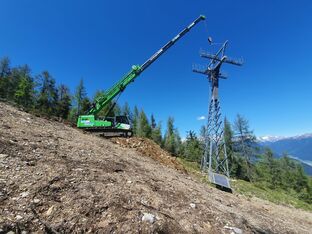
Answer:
[0,102,311,233]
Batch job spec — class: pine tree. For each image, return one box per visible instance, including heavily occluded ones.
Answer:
[265,149,282,188]
[255,148,282,188]
[56,85,71,119]
[224,118,233,154]
[132,106,139,135]
[175,130,182,154]
[75,79,87,115]
[36,71,58,115]
[80,97,91,114]
[293,164,309,193]
[199,125,207,143]
[151,122,162,145]
[233,114,257,181]
[182,131,203,162]
[122,102,132,125]
[137,110,152,138]
[164,117,180,155]
[279,154,297,189]
[148,114,162,144]
[224,117,240,177]
[0,57,11,99]
[0,57,10,77]
[151,114,156,129]
[114,103,121,116]
[122,102,132,117]
[164,117,175,153]
[4,65,30,101]
[68,108,78,123]
[14,66,34,109]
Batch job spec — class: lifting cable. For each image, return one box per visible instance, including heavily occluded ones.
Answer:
[203,19,210,38]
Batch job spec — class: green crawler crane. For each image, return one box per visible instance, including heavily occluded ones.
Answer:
[77,15,205,137]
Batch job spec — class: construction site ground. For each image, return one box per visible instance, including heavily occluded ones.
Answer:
[0,101,311,233]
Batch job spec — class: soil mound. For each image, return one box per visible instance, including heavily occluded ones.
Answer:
[110,137,186,173]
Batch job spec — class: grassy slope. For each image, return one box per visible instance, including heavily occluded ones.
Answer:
[177,158,312,212]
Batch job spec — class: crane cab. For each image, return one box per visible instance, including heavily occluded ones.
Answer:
[77,114,132,137]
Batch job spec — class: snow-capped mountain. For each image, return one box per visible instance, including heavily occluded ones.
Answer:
[258,133,312,143]
[258,133,312,170]
[258,135,287,143]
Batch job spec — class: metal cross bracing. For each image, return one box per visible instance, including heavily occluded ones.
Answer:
[193,39,242,191]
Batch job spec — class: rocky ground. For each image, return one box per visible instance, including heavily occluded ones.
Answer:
[0,101,312,233]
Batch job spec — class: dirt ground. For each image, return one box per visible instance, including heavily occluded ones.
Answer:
[0,102,312,234]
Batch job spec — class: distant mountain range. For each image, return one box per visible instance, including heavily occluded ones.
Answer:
[258,133,312,175]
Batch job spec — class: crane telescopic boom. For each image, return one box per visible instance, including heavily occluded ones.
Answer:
[140,15,206,72]
[77,15,205,134]
[87,15,205,116]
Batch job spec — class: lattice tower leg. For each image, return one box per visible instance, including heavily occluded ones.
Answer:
[202,98,230,178]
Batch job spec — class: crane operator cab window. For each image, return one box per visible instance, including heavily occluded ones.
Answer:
[115,115,131,130]
[115,115,130,124]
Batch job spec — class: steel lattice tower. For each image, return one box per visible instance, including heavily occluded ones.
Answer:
[193,40,242,191]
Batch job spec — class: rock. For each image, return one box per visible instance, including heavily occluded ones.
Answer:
[190,203,196,209]
[46,205,55,216]
[224,225,243,234]
[142,213,155,224]
[7,231,15,234]
[0,154,8,158]
[232,227,243,234]
[203,221,212,230]
[20,191,29,198]
[16,214,23,220]
[73,168,83,171]
[33,198,40,203]
[127,180,132,184]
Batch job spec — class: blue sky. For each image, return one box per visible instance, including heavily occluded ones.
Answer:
[1,0,312,138]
